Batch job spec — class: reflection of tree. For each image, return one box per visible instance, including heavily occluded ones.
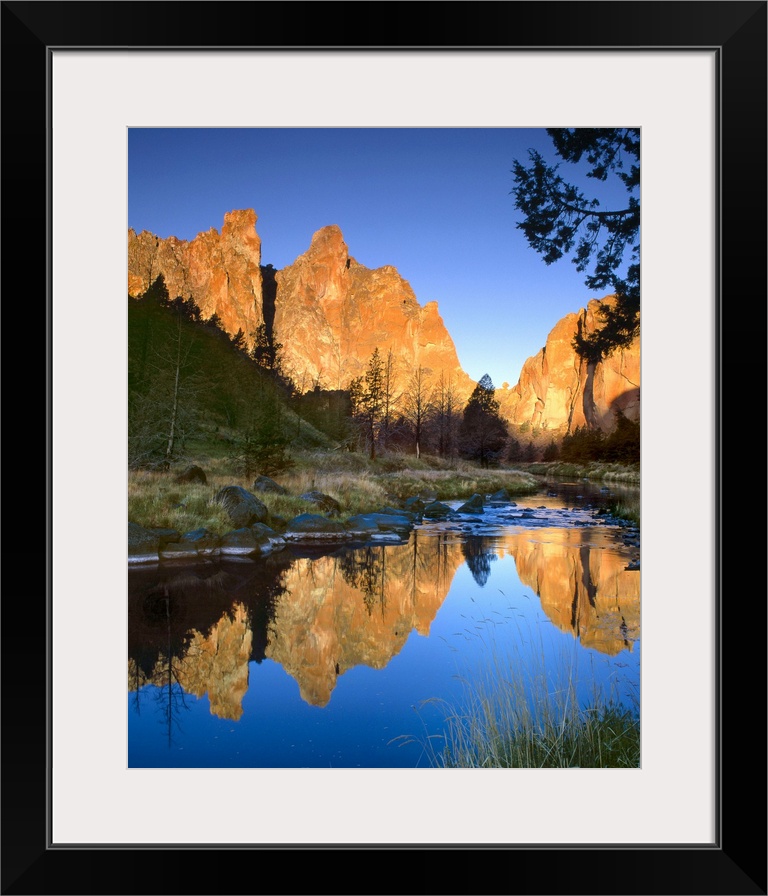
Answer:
[147,587,191,748]
[462,536,497,587]
[339,546,387,616]
[129,560,290,741]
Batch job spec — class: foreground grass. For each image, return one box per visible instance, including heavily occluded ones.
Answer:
[398,634,640,769]
[128,451,543,535]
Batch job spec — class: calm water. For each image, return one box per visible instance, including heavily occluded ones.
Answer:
[128,481,640,768]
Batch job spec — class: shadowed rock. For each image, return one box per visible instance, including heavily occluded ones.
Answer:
[159,528,221,561]
[284,513,350,540]
[220,528,261,557]
[457,493,484,514]
[148,527,181,548]
[213,486,269,527]
[300,491,342,515]
[175,465,207,484]
[128,522,160,564]
[252,475,288,495]
[423,501,454,519]
[345,512,414,535]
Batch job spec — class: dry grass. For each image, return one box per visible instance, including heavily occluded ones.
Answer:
[128,451,543,534]
[526,461,640,485]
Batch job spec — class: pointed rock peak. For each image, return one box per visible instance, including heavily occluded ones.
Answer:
[307,224,348,257]
[222,208,258,234]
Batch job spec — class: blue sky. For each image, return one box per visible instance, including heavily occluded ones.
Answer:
[128,127,633,388]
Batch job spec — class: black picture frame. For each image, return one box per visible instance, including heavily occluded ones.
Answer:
[3,2,765,894]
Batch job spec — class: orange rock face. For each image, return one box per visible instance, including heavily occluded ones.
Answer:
[127,210,639,432]
[498,297,640,433]
[273,225,476,401]
[128,209,264,343]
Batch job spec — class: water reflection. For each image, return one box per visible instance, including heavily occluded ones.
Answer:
[129,521,639,721]
[461,536,498,587]
[266,533,463,706]
[489,528,639,656]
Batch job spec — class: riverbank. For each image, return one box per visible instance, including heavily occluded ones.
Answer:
[128,451,640,564]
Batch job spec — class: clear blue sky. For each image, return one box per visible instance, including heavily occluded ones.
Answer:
[128,128,632,388]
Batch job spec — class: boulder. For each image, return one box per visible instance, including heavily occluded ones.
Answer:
[488,488,511,503]
[457,493,484,514]
[252,475,287,495]
[159,528,221,561]
[175,465,207,484]
[423,501,454,519]
[128,522,160,564]
[345,512,413,535]
[148,527,181,548]
[299,491,342,515]
[284,513,350,539]
[213,486,268,527]
[251,522,279,540]
[220,528,260,557]
[404,496,426,513]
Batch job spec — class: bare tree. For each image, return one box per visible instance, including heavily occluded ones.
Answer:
[433,371,460,460]
[401,366,432,459]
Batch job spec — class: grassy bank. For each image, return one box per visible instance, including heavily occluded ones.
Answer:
[524,460,640,485]
[401,636,640,769]
[128,451,544,535]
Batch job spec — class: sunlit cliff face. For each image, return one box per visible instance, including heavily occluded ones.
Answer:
[496,296,640,433]
[273,224,475,400]
[128,209,264,345]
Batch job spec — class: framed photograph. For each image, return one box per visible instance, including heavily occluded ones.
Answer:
[4,2,765,893]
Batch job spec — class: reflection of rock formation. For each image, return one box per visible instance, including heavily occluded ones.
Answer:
[499,528,640,655]
[132,604,252,722]
[173,604,252,721]
[266,534,465,707]
[128,526,639,723]
[128,560,286,719]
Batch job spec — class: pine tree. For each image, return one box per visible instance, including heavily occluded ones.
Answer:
[458,374,508,467]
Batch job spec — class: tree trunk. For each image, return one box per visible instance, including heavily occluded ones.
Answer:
[165,319,183,459]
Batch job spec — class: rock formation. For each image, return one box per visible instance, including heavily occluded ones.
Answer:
[128,209,264,342]
[497,297,640,433]
[273,224,475,402]
[127,210,639,432]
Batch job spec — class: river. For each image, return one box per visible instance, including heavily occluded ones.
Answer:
[128,479,640,768]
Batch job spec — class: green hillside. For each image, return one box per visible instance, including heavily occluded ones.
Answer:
[128,276,339,472]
